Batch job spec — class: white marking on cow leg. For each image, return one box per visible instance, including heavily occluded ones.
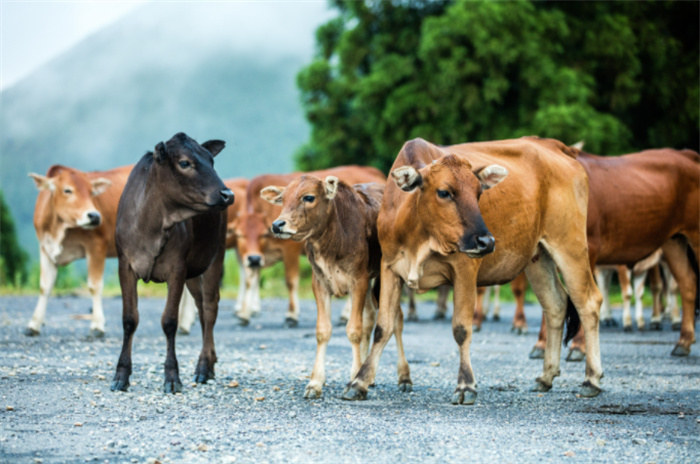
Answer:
[234,251,246,312]
[621,268,633,329]
[237,268,259,323]
[86,250,107,335]
[492,285,501,318]
[660,262,681,324]
[306,279,332,399]
[481,287,492,318]
[633,271,647,329]
[596,268,613,321]
[27,248,58,334]
[178,287,197,334]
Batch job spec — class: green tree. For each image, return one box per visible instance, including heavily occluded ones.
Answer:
[0,189,29,286]
[296,0,699,172]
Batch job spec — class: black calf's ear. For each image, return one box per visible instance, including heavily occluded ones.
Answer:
[154,142,167,163]
[202,140,226,157]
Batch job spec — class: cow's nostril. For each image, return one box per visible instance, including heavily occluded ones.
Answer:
[271,220,286,234]
[87,212,101,225]
[220,188,234,204]
[475,235,495,252]
[247,255,262,267]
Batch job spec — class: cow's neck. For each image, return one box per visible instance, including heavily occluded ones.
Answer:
[310,197,357,259]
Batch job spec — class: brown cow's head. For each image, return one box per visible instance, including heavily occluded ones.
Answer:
[150,133,233,220]
[260,175,337,242]
[29,166,112,229]
[391,155,507,258]
[233,210,273,269]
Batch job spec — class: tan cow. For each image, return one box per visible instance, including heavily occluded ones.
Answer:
[261,176,400,399]
[26,164,132,336]
[342,137,603,404]
[177,178,249,334]
[233,166,386,327]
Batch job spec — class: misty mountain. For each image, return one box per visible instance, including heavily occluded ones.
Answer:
[1,2,333,258]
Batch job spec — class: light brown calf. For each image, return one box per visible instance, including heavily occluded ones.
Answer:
[26,164,132,336]
[342,137,603,404]
[233,166,386,327]
[262,176,398,398]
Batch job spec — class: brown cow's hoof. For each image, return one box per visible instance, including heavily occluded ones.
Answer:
[110,380,130,392]
[601,318,618,327]
[303,385,322,399]
[566,348,586,362]
[24,327,40,337]
[433,312,447,320]
[579,381,602,398]
[451,387,477,405]
[89,328,105,338]
[341,385,368,401]
[492,314,500,322]
[623,325,633,333]
[336,316,349,326]
[472,325,481,333]
[398,381,413,393]
[511,326,528,335]
[671,322,682,331]
[531,379,552,393]
[671,344,690,357]
[529,347,545,359]
[163,381,183,394]
[284,317,299,328]
[649,321,662,331]
[237,317,250,327]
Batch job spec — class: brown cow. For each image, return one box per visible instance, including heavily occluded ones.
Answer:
[342,137,603,404]
[531,148,699,360]
[111,133,233,393]
[233,166,386,327]
[261,176,401,398]
[177,178,249,334]
[26,164,132,336]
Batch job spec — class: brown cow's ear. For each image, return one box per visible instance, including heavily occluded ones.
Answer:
[201,140,226,157]
[28,173,55,192]
[391,166,423,192]
[260,186,285,205]
[476,165,508,190]
[324,176,339,199]
[154,142,167,163]
[91,177,112,196]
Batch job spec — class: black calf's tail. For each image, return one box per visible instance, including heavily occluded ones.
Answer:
[687,246,700,322]
[564,296,581,346]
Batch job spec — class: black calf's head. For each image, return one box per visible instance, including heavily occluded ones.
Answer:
[152,133,233,215]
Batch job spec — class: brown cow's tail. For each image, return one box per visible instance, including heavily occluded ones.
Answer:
[564,296,581,346]
[687,246,700,322]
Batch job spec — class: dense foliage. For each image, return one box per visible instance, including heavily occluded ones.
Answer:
[0,189,29,286]
[296,0,699,172]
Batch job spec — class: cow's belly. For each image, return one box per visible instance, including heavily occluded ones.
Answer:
[52,242,85,266]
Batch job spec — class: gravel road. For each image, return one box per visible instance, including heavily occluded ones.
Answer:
[1,295,698,464]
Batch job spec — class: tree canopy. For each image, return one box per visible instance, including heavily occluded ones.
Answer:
[296,0,699,172]
[0,188,29,286]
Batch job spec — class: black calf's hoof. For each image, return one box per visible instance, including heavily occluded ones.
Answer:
[492,314,500,322]
[649,321,662,331]
[285,317,299,328]
[531,379,552,393]
[433,312,447,320]
[451,388,477,405]
[193,372,215,384]
[398,381,413,393]
[529,347,545,360]
[579,381,602,398]
[671,322,682,332]
[341,385,368,401]
[110,380,130,392]
[566,348,586,363]
[89,329,105,339]
[671,345,690,357]
[24,328,40,337]
[163,381,183,394]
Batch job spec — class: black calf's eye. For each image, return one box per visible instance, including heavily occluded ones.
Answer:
[179,160,191,169]
[302,195,315,203]
[437,189,451,199]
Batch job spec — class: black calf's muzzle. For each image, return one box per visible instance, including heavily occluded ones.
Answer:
[220,188,234,206]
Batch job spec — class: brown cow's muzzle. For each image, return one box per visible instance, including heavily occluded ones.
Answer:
[460,233,495,258]
[77,210,102,229]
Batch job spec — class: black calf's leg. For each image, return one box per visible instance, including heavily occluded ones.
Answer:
[112,260,139,392]
[162,273,186,393]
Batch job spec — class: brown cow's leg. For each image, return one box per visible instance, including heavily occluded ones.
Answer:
[360,288,377,363]
[162,272,186,393]
[596,268,616,327]
[551,245,604,396]
[649,265,664,330]
[343,262,402,400]
[236,266,259,326]
[346,275,370,380]
[473,286,486,332]
[662,237,698,356]
[434,285,450,319]
[406,287,418,321]
[86,245,107,337]
[511,272,528,334]
[393,301,412,391]
[632,270,648,331]
[111,259,139,392]
[529,317,546,360]
[305,275,332,399]
[283,249,301,328]
[26,247,58,336]
[525,250,567,392]
[451,272,478,405]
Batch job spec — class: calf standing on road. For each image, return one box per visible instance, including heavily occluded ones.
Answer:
[111,133,234,393]
[262,176,410,399]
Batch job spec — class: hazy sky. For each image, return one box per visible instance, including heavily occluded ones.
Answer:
[0,1,147,91]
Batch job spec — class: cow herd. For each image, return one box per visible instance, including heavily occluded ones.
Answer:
[25,132,699,405]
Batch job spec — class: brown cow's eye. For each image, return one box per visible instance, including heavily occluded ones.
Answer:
[302,195,315,203]
[63,188,73,195]
[437,189,451,199]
